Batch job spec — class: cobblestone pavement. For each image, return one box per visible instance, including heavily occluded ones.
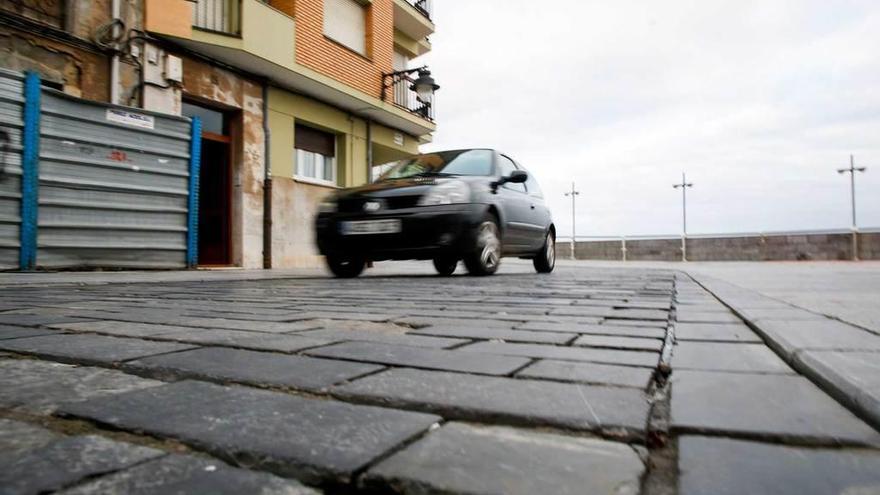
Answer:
[1,263,879,494]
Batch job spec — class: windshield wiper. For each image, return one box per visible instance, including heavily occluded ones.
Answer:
[410,171,460,178]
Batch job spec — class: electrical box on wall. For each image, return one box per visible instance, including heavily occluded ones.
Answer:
[166,55,183,83]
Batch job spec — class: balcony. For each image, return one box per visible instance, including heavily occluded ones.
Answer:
[382,70,435,122]
[392,0,434,41]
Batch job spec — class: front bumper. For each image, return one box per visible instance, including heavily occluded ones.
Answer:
[316,203,486,260]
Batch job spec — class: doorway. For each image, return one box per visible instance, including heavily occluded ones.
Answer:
[183,101,233,266]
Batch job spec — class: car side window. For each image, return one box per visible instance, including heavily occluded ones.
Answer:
[521,166,543,198]
[498,155,526,193]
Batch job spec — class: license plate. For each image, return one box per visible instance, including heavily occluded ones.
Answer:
[341,219,402,235]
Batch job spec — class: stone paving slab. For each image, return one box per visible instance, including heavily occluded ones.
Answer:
[408,326,577,345]
[0,313,95,327]
[59,380,441,485]
[0,333,197,365]
[294,328,467,349]
[794,350,880,430]
[0,419,61,461]
[750,319,880,358]
[362,422,644,495]
[678,436,880,495]
[573,334,664,352]
[516,359,654,389]
[333,368,651,435]
[673,342,794,374]
[675,311,742,324]
[0,434,164,495]
[395,316,517,329]
[600,319,668,329]
[0,324,61,340]
[58,454,320,495]
[0,359,163,414]
[459,341,659,368]
[146,328,335,353]
[126,347,383,391]
[674,322,762,342]
[737,307,828,322]
[48,320,196,337]
[671,369,880,446]
[305,341,530,375]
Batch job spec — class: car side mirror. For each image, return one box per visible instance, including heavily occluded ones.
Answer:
[507,170,528,183]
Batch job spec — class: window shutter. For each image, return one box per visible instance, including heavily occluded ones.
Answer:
[323,0,366,55]
[295,125,335,157]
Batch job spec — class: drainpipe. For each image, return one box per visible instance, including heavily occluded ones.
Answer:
[262,82,272,269]
[366,119,372,182]
[110,0,121,104]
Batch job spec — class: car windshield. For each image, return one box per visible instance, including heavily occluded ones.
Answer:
[378,149,493,180]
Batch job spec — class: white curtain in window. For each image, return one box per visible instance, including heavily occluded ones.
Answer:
[324,0,366,55]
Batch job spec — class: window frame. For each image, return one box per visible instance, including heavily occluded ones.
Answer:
[293,125,338,187]
[323,0,368,56]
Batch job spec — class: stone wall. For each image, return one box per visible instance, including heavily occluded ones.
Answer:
[570,231,880,261]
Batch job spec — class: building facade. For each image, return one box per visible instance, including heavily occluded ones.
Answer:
[0,0,436,268]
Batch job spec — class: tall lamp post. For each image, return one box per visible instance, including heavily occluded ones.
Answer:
[838,155,867,261]
[672,173,693,262]
[564,182,580,260]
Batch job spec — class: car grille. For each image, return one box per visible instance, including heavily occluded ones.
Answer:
[338,196,421,213]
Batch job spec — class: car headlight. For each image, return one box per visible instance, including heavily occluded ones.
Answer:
[318,197,337,213]
[418,180,471,206]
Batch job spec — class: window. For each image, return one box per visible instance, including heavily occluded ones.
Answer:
[523,167,544,198]
[295,124,336,184]
[498,155,526,193]
[182,101,225,135]
[324,0,367,55]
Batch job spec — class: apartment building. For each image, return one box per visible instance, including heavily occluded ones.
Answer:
[0,0,437,268]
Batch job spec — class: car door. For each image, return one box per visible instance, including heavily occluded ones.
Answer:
[518,165,552,250]
[495,154,532,252]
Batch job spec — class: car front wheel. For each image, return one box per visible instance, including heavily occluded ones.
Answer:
[326,255,366,278]
[533,231,555,273]
[464,215,501,276]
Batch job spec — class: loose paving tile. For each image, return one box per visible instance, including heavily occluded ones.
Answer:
[58,454,320,495]
[0,324,61,340]
[673,342,794,374]
[126,347,383,391]
[573,334,664,352]
[409,325,577,345]
[333,368,651,434]
[0,435,164,495]
[305,341,530,375]
[294,328,467,349]
[516,359,654,389]
[794,350,880,429]
[363,422,644,495]
[674,322,762,342]
[459,341,659,368]
[177,317,324,333]
[0,359,163,414]
[678,436,880,495]
[0,333,197,366]
[671,369,880,446]
[147,328,334,352]
[59,380,441,485]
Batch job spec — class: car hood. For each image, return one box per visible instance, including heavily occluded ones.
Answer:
[335,177,457,199]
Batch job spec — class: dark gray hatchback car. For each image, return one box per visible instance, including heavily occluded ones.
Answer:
[315,149,556,277]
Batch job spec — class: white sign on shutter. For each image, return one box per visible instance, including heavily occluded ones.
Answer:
[324,0,366,55]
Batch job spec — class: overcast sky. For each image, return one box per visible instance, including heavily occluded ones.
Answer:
[419,1,880,238]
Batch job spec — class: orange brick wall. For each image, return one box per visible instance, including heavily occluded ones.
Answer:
[293,0,393,99]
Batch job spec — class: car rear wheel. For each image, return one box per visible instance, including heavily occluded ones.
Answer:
[326,255,366,278]
[464,215,501,276]
[433,257,458,276]
[533,231,556,273]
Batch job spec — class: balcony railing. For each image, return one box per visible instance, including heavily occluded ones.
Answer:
[406,0,432,21]
[193,0,241,35]
[382,71,435,122]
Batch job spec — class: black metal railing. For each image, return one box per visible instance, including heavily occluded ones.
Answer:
[382,71,435,122]
[192,0,241,35]
[407,0,432,21]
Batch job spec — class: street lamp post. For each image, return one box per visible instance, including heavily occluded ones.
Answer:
[838,155,867,261]
[672,173,693,262]
[564,182,580,260]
